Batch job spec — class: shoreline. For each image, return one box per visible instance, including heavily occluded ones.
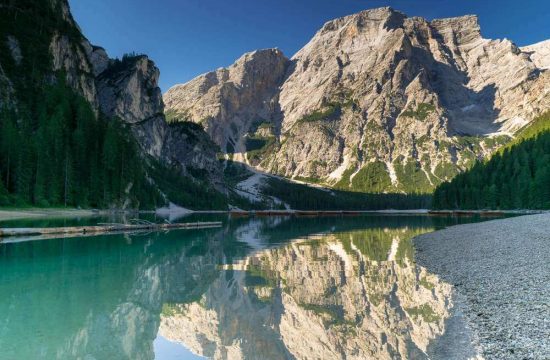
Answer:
[0,207,545,223]
[0,208,101,222]
[414,214,549,359]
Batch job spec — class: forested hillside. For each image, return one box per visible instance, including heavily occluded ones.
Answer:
[0,0,233,210]
[0,81,164,208]
[433,113,550,210]
[0,1,165,208]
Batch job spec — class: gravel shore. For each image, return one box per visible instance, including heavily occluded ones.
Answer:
[414,214,549,360]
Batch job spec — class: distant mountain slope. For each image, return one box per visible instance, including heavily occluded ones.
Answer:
[165,7,550,195]
[433,112,550,209]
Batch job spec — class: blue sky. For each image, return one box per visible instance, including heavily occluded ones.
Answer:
[69,0,550,92]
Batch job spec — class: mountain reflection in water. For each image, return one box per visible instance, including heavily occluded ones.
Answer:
[0,215,481,359]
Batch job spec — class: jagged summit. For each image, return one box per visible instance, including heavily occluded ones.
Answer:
[317,7,407,36]
[164,48,290,154]
[167,48,287,92]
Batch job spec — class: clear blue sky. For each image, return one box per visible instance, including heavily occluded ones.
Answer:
[69,0,550,92]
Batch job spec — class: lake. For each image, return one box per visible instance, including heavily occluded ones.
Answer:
[0,214,496,359]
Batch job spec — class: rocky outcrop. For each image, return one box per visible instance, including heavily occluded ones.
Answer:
[35,0,223,187]
[49,33,99,107]
[165,7,550,194]
[83,43,110,76]
[97,56,164,125]
[522,40,550,70]
[95,55,223,183]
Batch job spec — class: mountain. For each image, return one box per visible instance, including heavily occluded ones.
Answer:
[0,0,226,209]
[165,7,550,195]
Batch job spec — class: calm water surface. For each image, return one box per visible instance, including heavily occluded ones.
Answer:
[0,214,497,359]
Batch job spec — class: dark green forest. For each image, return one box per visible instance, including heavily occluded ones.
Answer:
[0,1,231,210]
[433,112,550,210]
[264,177,432,210]
[0,82,164,208]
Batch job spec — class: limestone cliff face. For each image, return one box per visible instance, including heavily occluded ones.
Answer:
[97,56,164,126]
[165,7,550,193]
[94,54,223,183]
[159,228,454,359]
[49,34,99,108]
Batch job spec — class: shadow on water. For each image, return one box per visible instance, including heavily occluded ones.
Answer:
[0,214,494,359]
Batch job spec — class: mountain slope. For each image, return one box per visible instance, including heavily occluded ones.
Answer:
[521,40,550,70]
[164,48,290,162]
[0,0,226,209]
[165,7,550,195]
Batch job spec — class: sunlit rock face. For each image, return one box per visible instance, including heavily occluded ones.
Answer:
[164,49,290,158]
[521,40,550,70]
[165,7,550,193]
[159,227,453,359]
[94,55,223,183]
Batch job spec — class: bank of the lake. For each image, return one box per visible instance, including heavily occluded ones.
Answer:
[0,208,101,222]
[414,214,550,359]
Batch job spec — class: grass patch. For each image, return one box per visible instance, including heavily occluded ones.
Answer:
[296,102,342,124]
[348,161,392,193]
[401,102,435,121]
[405,304,440,322]
[419,277,435,290]
[247,136,277,165]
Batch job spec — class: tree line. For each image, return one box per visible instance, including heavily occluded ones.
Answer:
[0,81,163,208]
[265,177,432,210]
[433,113,550,210]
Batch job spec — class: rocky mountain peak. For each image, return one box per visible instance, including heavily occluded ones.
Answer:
[164,7,550,195]
[319,7,407,36]
[429,14,481,42]
[97,55,163,125]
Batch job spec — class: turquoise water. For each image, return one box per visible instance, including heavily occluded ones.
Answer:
[0,214,494,359]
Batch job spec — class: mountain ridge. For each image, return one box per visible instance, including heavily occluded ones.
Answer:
[165,6,549,195]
